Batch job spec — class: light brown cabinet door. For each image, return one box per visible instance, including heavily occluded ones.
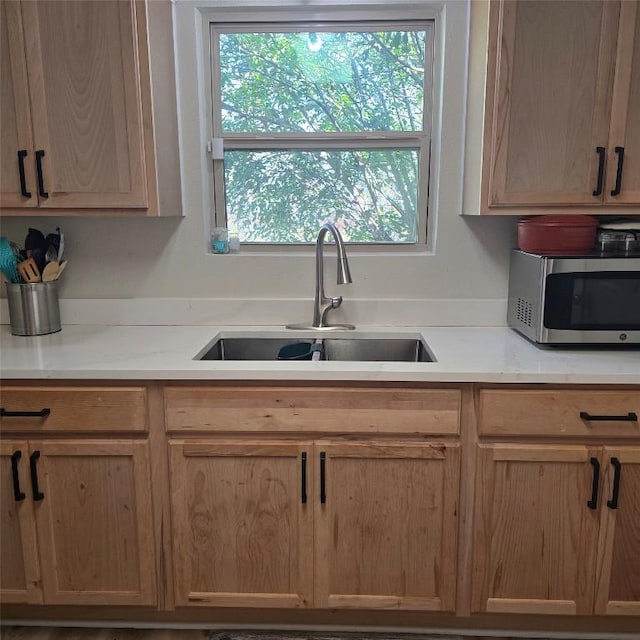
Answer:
[606,1,640,204]
[169,440,313,608]
[33,440,156,605]
[20,0,148,208]
[487,0,619,206]
[314,441,460,611]
[0,2,37,208]
[0,441,41,604]
[472,444,600,615]
[595,447,640,615]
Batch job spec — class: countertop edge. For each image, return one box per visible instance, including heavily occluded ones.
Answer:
[2,325,639,385]
[1,369,639,385]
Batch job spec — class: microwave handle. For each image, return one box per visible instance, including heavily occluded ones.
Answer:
[545,257,640,274]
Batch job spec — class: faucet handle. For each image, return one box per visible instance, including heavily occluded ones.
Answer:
[330,296,343,309]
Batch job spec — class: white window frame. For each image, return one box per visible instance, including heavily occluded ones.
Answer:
[203,6,439,251]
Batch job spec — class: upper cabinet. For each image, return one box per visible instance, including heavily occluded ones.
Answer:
[479,0,640,214]
[1,2,37,209]
[607,1,640,205]
[0,0,181,217]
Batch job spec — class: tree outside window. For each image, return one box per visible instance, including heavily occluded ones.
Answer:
[211,23,433,245]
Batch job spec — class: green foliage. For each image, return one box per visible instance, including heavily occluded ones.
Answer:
[218,29,427,243]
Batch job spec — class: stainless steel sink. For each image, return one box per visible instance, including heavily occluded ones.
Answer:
[196,334,435,362]
[199,337,318,361]
[323,338,432,362]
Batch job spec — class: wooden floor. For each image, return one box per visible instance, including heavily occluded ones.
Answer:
[1,630,207,640]
[0,631,520,640]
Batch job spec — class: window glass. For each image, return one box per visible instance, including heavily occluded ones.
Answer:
[219,30,427,133]
[211,22,432,245]
[224,149,419,243]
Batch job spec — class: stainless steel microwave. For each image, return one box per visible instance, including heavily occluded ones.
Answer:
[507,250,640,345]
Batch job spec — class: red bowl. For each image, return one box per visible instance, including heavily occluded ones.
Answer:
[517,215,598,255]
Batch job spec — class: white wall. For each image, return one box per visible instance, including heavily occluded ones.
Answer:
[0,1,517,324]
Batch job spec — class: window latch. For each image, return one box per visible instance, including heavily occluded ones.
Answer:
[207,138,224,160]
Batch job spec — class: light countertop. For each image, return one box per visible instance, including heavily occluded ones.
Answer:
[1,325,638,384]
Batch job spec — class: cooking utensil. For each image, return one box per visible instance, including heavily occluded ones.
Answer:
[45,227,64,262]
[56,227,64,262]
[0,236,21,283]
[517,215,598,255]
[54,260,68,279]
[25,227,46,257]
[45,244,58,263]
[17,258,41,283]
[31,245,47,271]
[42,261,59,282]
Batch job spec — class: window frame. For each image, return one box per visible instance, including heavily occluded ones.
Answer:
[206,12,436,249]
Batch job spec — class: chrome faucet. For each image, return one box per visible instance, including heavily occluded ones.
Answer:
[287,222,355,330]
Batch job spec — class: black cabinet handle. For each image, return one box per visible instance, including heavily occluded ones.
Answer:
[593,146,606,196]
[35,149,48,198]
[17,150,31,198]
[1,407,51,418]
[610,146,625,196]
[29,451,44,501]
[587,457,600,510]
[607,457,621,510]
[301,452,307,504]
[11,451,26,502]
[320,451,326,504]
[580,411,637,422]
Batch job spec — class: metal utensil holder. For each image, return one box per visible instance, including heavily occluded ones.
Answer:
[5,281,61,336]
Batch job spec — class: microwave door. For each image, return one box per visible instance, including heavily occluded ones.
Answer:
[543,271,640,341]
[573,277,640,328]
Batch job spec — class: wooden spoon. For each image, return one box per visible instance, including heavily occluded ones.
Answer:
[54,260,67,279]
[42,261,59,282]
[17,258,41,283]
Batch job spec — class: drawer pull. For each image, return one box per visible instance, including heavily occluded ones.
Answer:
[1,407,51,418]
[587,457,600,510]
[580,411,637,422]
[301,452,307,504]
[607,457,621,510]
[10,451,26,502]
[29,451,44,501]
[320,451,326,504]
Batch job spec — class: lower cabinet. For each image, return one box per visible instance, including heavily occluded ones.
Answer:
[169,439,460,611]
[315,441,459,611]
[0,441,41,604]
[2,381,637,623]
[0,439,156,606]
[169,440,314,608]
[473,444,640,616]
[595,447,640,615]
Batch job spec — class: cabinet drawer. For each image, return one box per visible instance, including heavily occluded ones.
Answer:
[0,386,148,433]
[479,389,640,438]
[164,386,460,435]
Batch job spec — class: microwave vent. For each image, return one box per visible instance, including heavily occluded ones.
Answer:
[516,297,533,327]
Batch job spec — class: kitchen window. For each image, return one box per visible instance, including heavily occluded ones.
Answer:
[208,16,434,247]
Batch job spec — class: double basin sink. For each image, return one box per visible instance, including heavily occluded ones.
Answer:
[196,332,435,363]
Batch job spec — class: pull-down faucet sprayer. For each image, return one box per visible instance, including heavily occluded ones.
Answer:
[287,222,355,330]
